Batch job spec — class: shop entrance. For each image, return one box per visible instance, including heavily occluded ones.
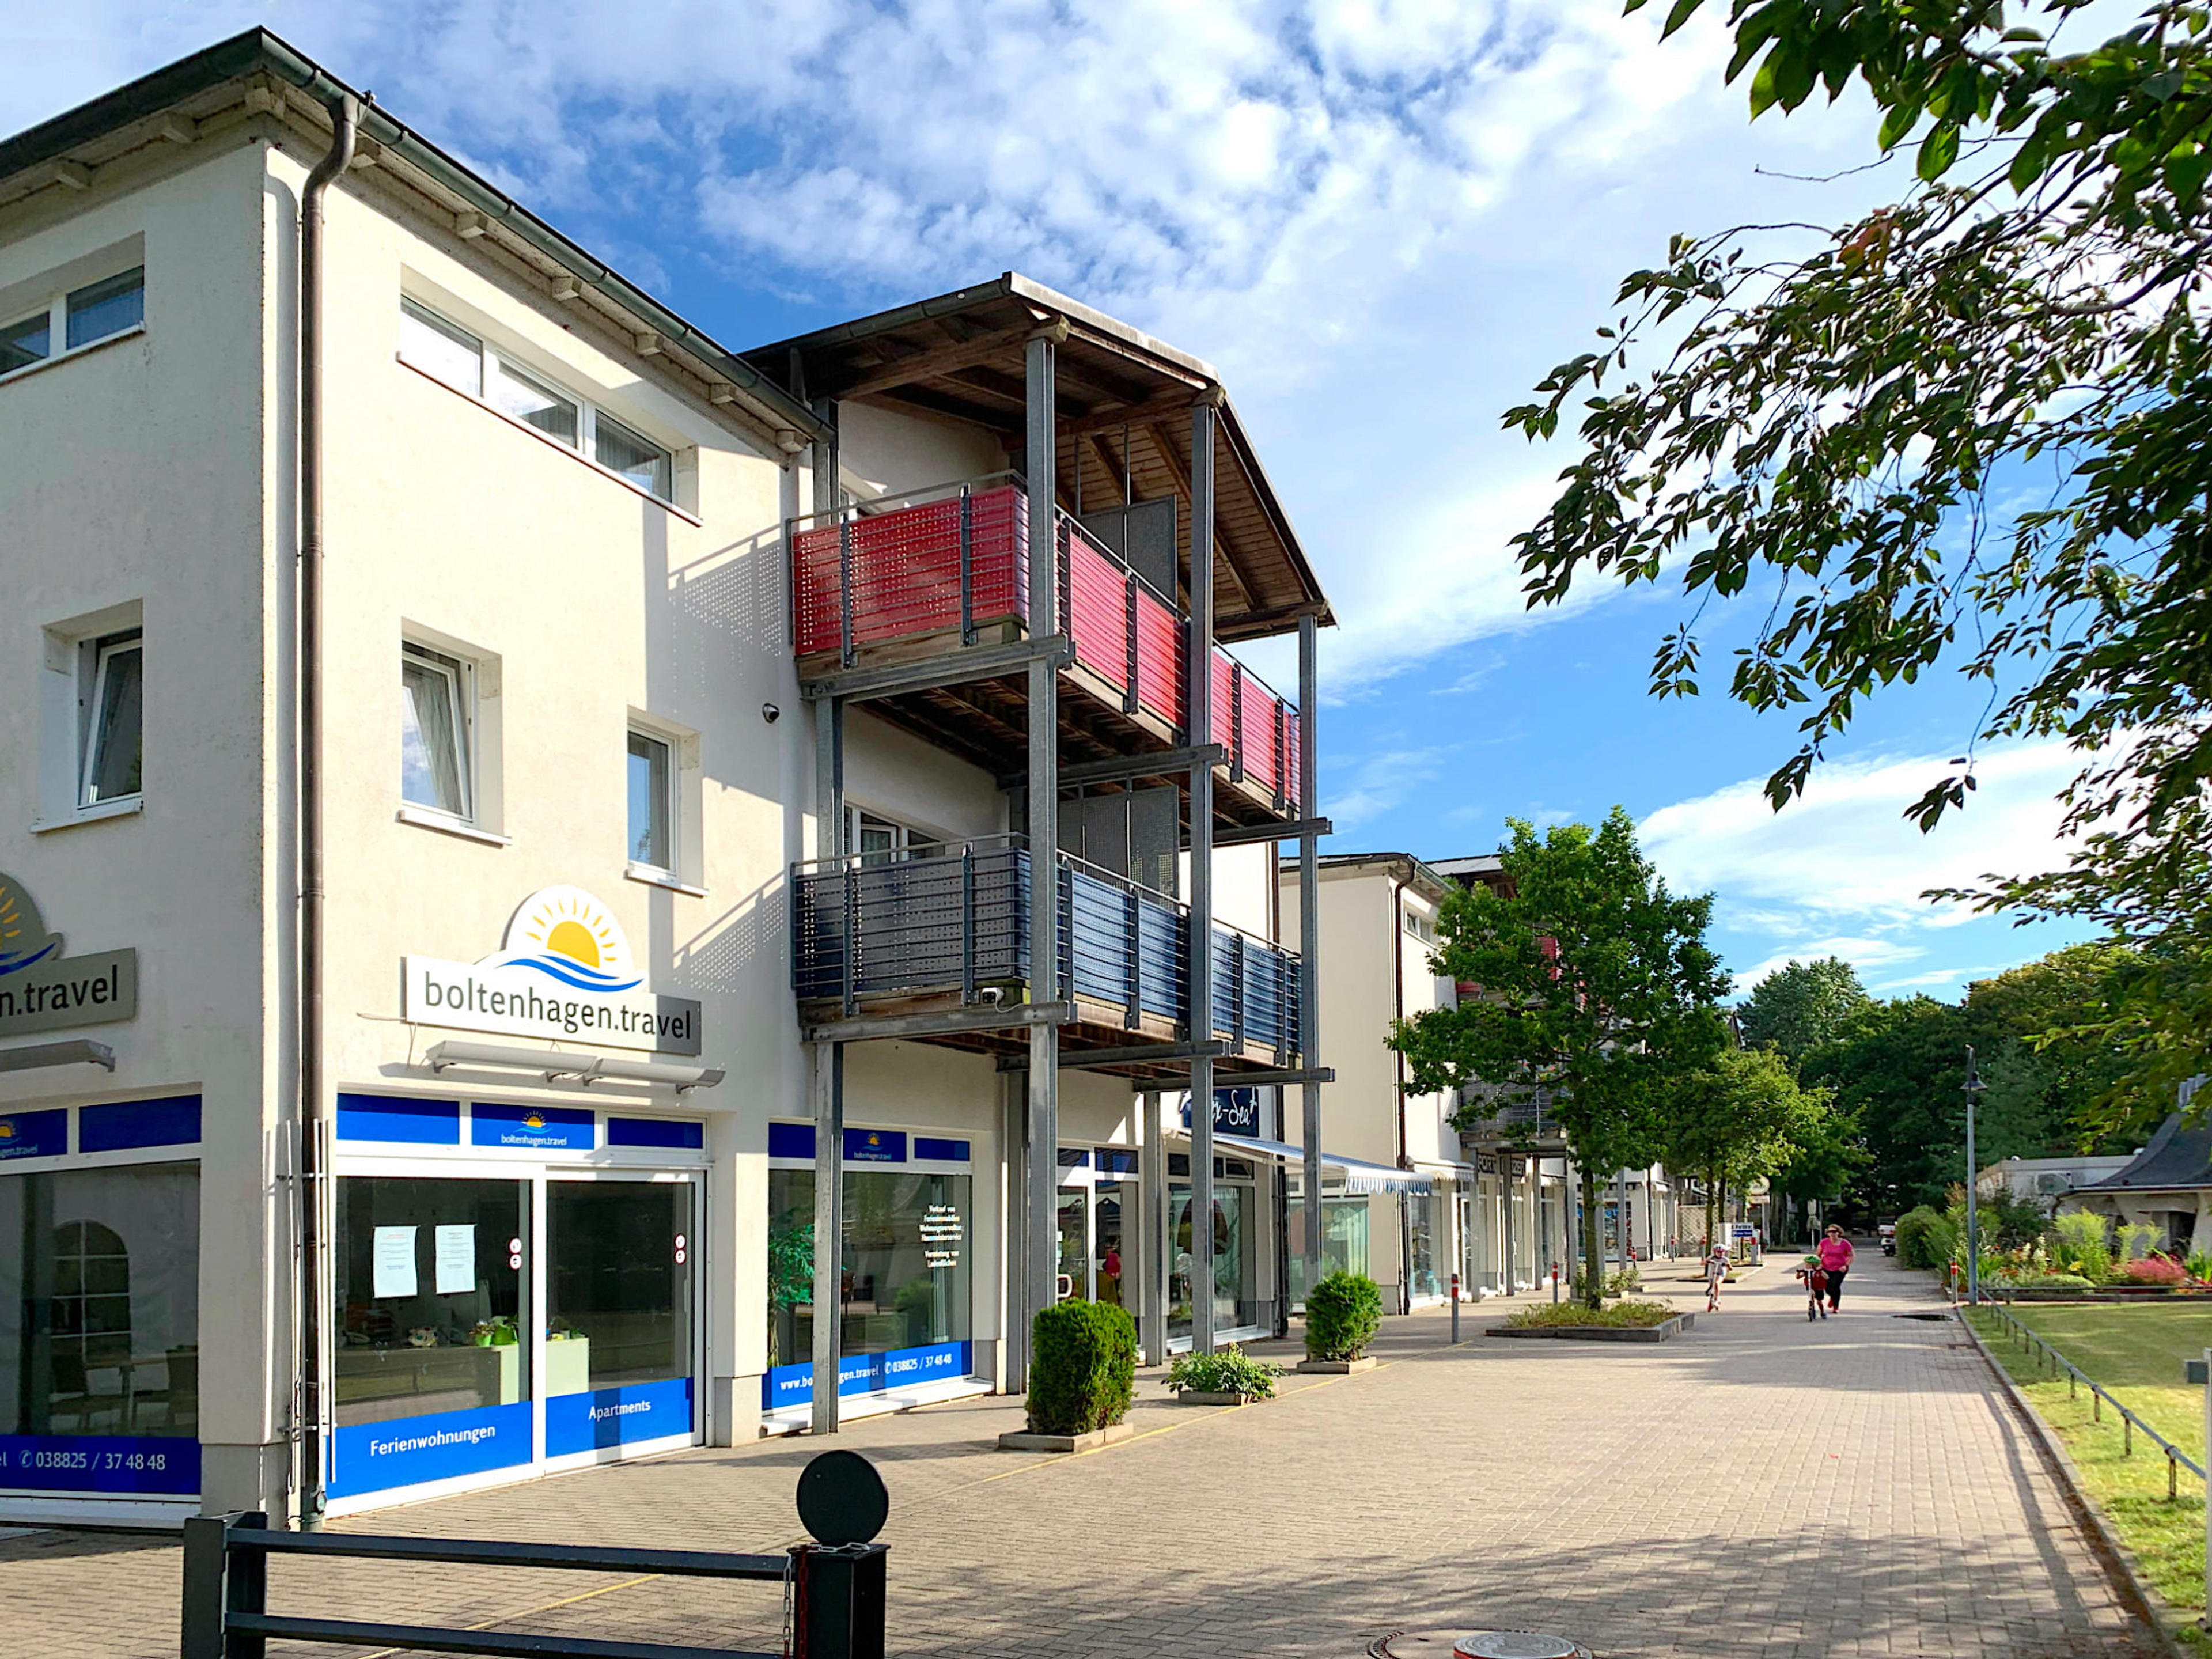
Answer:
[1055,1169,1137,1305]
[543,1175,696,1462]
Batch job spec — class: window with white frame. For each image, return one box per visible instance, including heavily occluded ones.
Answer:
[848,809,943,867]
[398,298,675,501]
[400,642,472,819]
[80,630,143,806]
[1,267,144,378]
[627,729,674,871]
[1403,908,1434,942]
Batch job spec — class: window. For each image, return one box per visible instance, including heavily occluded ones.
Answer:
[849,809,942,867]
[1,266,143,380]
[397,298,674,502]
[401,643,471,818]
[627,730,673,870]
[66,269,145,350]
[80,630,142,806]
[1404,908,1434,942]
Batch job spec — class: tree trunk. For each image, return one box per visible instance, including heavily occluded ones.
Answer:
[1580,1165,1603,1309]
[1704,1166,1717,1258]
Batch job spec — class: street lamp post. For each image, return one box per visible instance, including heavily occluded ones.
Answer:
[1963,1045,1986,1305]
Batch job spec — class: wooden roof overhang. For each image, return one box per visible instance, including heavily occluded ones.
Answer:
[745,273,1334,644]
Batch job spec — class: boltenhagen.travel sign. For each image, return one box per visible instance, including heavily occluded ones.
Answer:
[403,887,701,1058]
[0,871,135,1041]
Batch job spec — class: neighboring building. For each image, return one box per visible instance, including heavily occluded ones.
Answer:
[1980,1154,2134,1208]
[0,30,1328,1528]
[1278,854,1463,1311]
[2062,1119,2209,1249]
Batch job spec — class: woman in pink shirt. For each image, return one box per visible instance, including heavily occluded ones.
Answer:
[1816,1226,1855,1312]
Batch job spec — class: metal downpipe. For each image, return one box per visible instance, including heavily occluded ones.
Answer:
[296,91,355,1532]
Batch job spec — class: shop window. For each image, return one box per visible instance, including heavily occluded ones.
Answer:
[1406,1189,1441,1300]
[766,1167,972,1378]
[334,1176,530,1426]
[1168,1172,1263,1340]
[0,1162,199,1440]
[1286,1191,1371,1308]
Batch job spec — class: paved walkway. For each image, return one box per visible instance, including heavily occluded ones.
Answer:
[0,1252,2161,1657]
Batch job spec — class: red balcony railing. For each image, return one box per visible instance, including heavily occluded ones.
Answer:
[791,480,1300,810]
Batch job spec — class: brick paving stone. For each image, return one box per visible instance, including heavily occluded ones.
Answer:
[0,1252,2162,1657]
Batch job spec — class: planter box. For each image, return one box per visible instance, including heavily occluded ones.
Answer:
[1484,1313,1694,1343]
[1296,1357,1376,1374]
[997,1422,1135,1453]
[1176,1389,1264,1406]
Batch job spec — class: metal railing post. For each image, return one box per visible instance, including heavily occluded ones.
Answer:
[1123,572,1140,713]
[841,860,858,1017]
[838,514,856,669]
[791,1541,888,1659]
[960,844,976,1005]
[181,1511,267,1659]
[959,485,976,646]
[1124,885,1141,1029]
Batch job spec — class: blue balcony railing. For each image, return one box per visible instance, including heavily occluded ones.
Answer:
[791,835,1300,1056]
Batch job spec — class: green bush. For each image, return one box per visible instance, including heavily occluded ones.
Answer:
[1894,1206,1955,1270]
[2050,1210,2115,1283]
[1165,1344,1283,1398]
[1304,1270,1383,1361]
[1025,1300,1137,1435]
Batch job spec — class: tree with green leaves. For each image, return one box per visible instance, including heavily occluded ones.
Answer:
[1392,808,1730,1306]
[1738,956,1873,1066]
[1507,0,2212,1110]
[1668,1045,1833,1250]
[1802,997,1974,1214]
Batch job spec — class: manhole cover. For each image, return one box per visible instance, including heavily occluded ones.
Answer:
[1456,1637,1588,1659]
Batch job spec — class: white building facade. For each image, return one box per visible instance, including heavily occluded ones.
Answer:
[0,32,1328,1528]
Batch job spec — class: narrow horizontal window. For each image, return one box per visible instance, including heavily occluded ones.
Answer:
[1,312,50,374]
[400,299,483,397]
[82,631,144,806]
[595,413,672,499]
[65,267,144,351]
[490,357,578,446]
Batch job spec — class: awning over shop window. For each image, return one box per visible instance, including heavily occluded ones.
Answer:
[1168,1128,1434,1194]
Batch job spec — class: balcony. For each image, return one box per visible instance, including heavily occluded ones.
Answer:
[791,480,1301,825]
[791,835,1301,1074]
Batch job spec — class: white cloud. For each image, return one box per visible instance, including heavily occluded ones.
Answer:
[9,1,1893,696]
[1644,739,2095,991]
[1325,741,1457,832]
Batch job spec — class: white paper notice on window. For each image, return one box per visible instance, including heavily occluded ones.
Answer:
[372,1226,418,1299]
[434,1225,476,1294]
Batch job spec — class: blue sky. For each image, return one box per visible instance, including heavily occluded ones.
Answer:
[17,1,2100,997]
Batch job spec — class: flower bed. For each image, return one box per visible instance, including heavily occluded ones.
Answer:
[1504,1298,1679,1330]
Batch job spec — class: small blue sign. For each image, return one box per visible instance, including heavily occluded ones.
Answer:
[472,1101,594,1151]
[762,1340,973,1411]
[913,1137,971,1164]
[80,1095,200,1153]
[767,1121,815,1160]
[0,1108,67,1161]
[0,1434,199,1495]
[844,1128,906,1164]
[336,1094,460,1145]
[546,1377,694,1456]
[329,1400,532,1498]
[607,1116,704,1150]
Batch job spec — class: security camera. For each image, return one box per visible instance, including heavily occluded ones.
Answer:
[976,986,1005,1007]
[762,702,781,724]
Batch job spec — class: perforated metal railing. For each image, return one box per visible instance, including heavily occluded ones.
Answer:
[789,835,1300,1054]
[1980,1298,2203,1499]
[787,475,1301,813]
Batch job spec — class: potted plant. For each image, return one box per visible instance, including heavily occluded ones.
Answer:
[1166,1344,1283,1404]
[997,1301,1138,1453]
[1298,1270,1383,1373]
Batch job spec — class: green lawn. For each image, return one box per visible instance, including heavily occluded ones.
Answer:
[1965,1303,2211,1624]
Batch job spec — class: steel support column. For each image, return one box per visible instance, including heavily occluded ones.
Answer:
[1297,613,1322,1302]
[1003,1069,1029,1387]
[809,1042,844,1435]
[1502,1154,1516,1294]
[1141,1090,1165,1364]
[1020,332,1060,1391]
[1187,394,1218,1355]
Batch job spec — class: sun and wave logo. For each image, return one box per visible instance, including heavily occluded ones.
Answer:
[0,876,63,979]
[522,1112,547,1130]
[490,887,642,993]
